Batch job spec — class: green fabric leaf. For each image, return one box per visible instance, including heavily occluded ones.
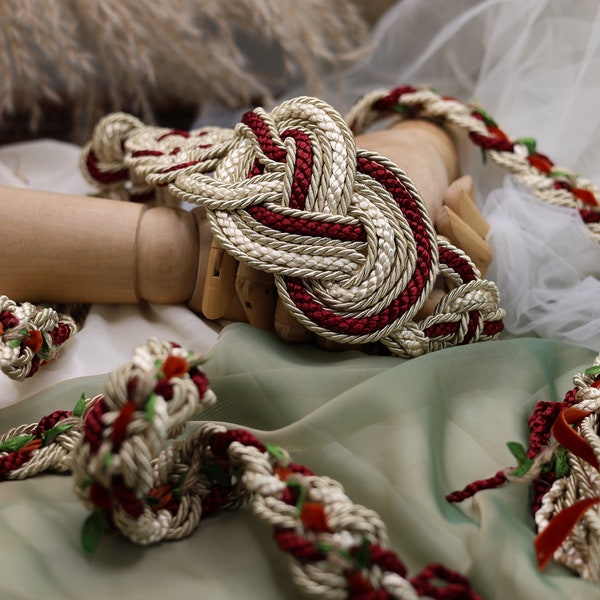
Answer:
[474,107,497,126]
[352,539,371,570]
[517,137,536,155]
[145,393,157,421]
[42,423,74,444]
[511,459,533,477]
[0,434,35,453]
[81,510,110,555]
[265,443,286,462]
[286,480,307,515]
[584,365,600,377]
[507,441,528,463]
[554,446,571,478]
[72,394,87,418]
[507,441,533,476]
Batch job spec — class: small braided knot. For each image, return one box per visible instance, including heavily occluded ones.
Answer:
[347,85,600,242]
[72,338,218,545]
[80,112,234,204]
[80,112,146,200]
[0,295,77,380]
[82,95,504,357]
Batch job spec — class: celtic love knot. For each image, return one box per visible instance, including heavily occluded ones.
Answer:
[83,95,504,356]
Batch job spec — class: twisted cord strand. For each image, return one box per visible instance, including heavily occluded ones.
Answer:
[0,338,482,600]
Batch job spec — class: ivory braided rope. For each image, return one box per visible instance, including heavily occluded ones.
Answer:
[346,86,600,240]
[0,295,78,380]
[0,339,482,600]
[81,92,505,357]
[448,353,600,582]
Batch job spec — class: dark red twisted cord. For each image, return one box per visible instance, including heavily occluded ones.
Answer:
[445,470,507,503]
[0,451,29,478]
[84,150,129,184]
[34,410,72,436]
[410,563,482,599]
[210,429,266,457]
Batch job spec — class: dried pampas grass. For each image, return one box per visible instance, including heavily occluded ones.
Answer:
[0,0,370,141]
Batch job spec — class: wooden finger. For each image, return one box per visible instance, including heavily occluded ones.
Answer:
[441,175,490,239]
[315,336,358,352]
[274,299,315,343]
[414,287,447,321]
[235,263,277,330]
[436,206,492,277]
[201,239,247,322]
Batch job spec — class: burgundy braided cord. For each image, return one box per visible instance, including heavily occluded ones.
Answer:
[410,563,482,600]
[446,387,581,510]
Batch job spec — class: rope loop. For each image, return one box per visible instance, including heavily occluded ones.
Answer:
[81,92,505,356]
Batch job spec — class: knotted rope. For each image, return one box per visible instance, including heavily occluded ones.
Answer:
[0,295,78,380]
[81,93,504,358]
[447,355,600,581]
[0,339,482,600]
[6,85,600,380]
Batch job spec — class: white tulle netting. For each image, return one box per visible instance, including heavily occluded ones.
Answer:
[311,0,600,350]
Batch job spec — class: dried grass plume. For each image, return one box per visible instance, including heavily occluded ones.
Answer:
[0,0,370,140]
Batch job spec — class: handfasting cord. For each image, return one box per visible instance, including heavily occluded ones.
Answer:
[4,83,599,377]
[81,92,504,357]
[447,354,600,582]
[0,338,482,600]
[0,296,81,380]
[346,86,600,238]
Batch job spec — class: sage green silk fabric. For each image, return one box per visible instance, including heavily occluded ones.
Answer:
[0,324,597,600]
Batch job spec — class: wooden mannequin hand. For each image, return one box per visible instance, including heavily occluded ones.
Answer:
[0,118,492,349]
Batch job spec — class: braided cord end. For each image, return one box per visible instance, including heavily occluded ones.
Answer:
[0,295,78,381]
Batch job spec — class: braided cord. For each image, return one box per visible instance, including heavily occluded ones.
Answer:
[0,295,78,381]
[6,84,600,378]
[447,355,600,582]
[346,86,600,239]
[81,93,505,356]
[0,339,482,600]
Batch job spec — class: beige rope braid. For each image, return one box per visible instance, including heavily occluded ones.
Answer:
[0,338,483,599]
[447,353,600,582]
[532,358,600,581]
[81,94,504,357]
[346,86,600,241]
[0,295,78,380]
